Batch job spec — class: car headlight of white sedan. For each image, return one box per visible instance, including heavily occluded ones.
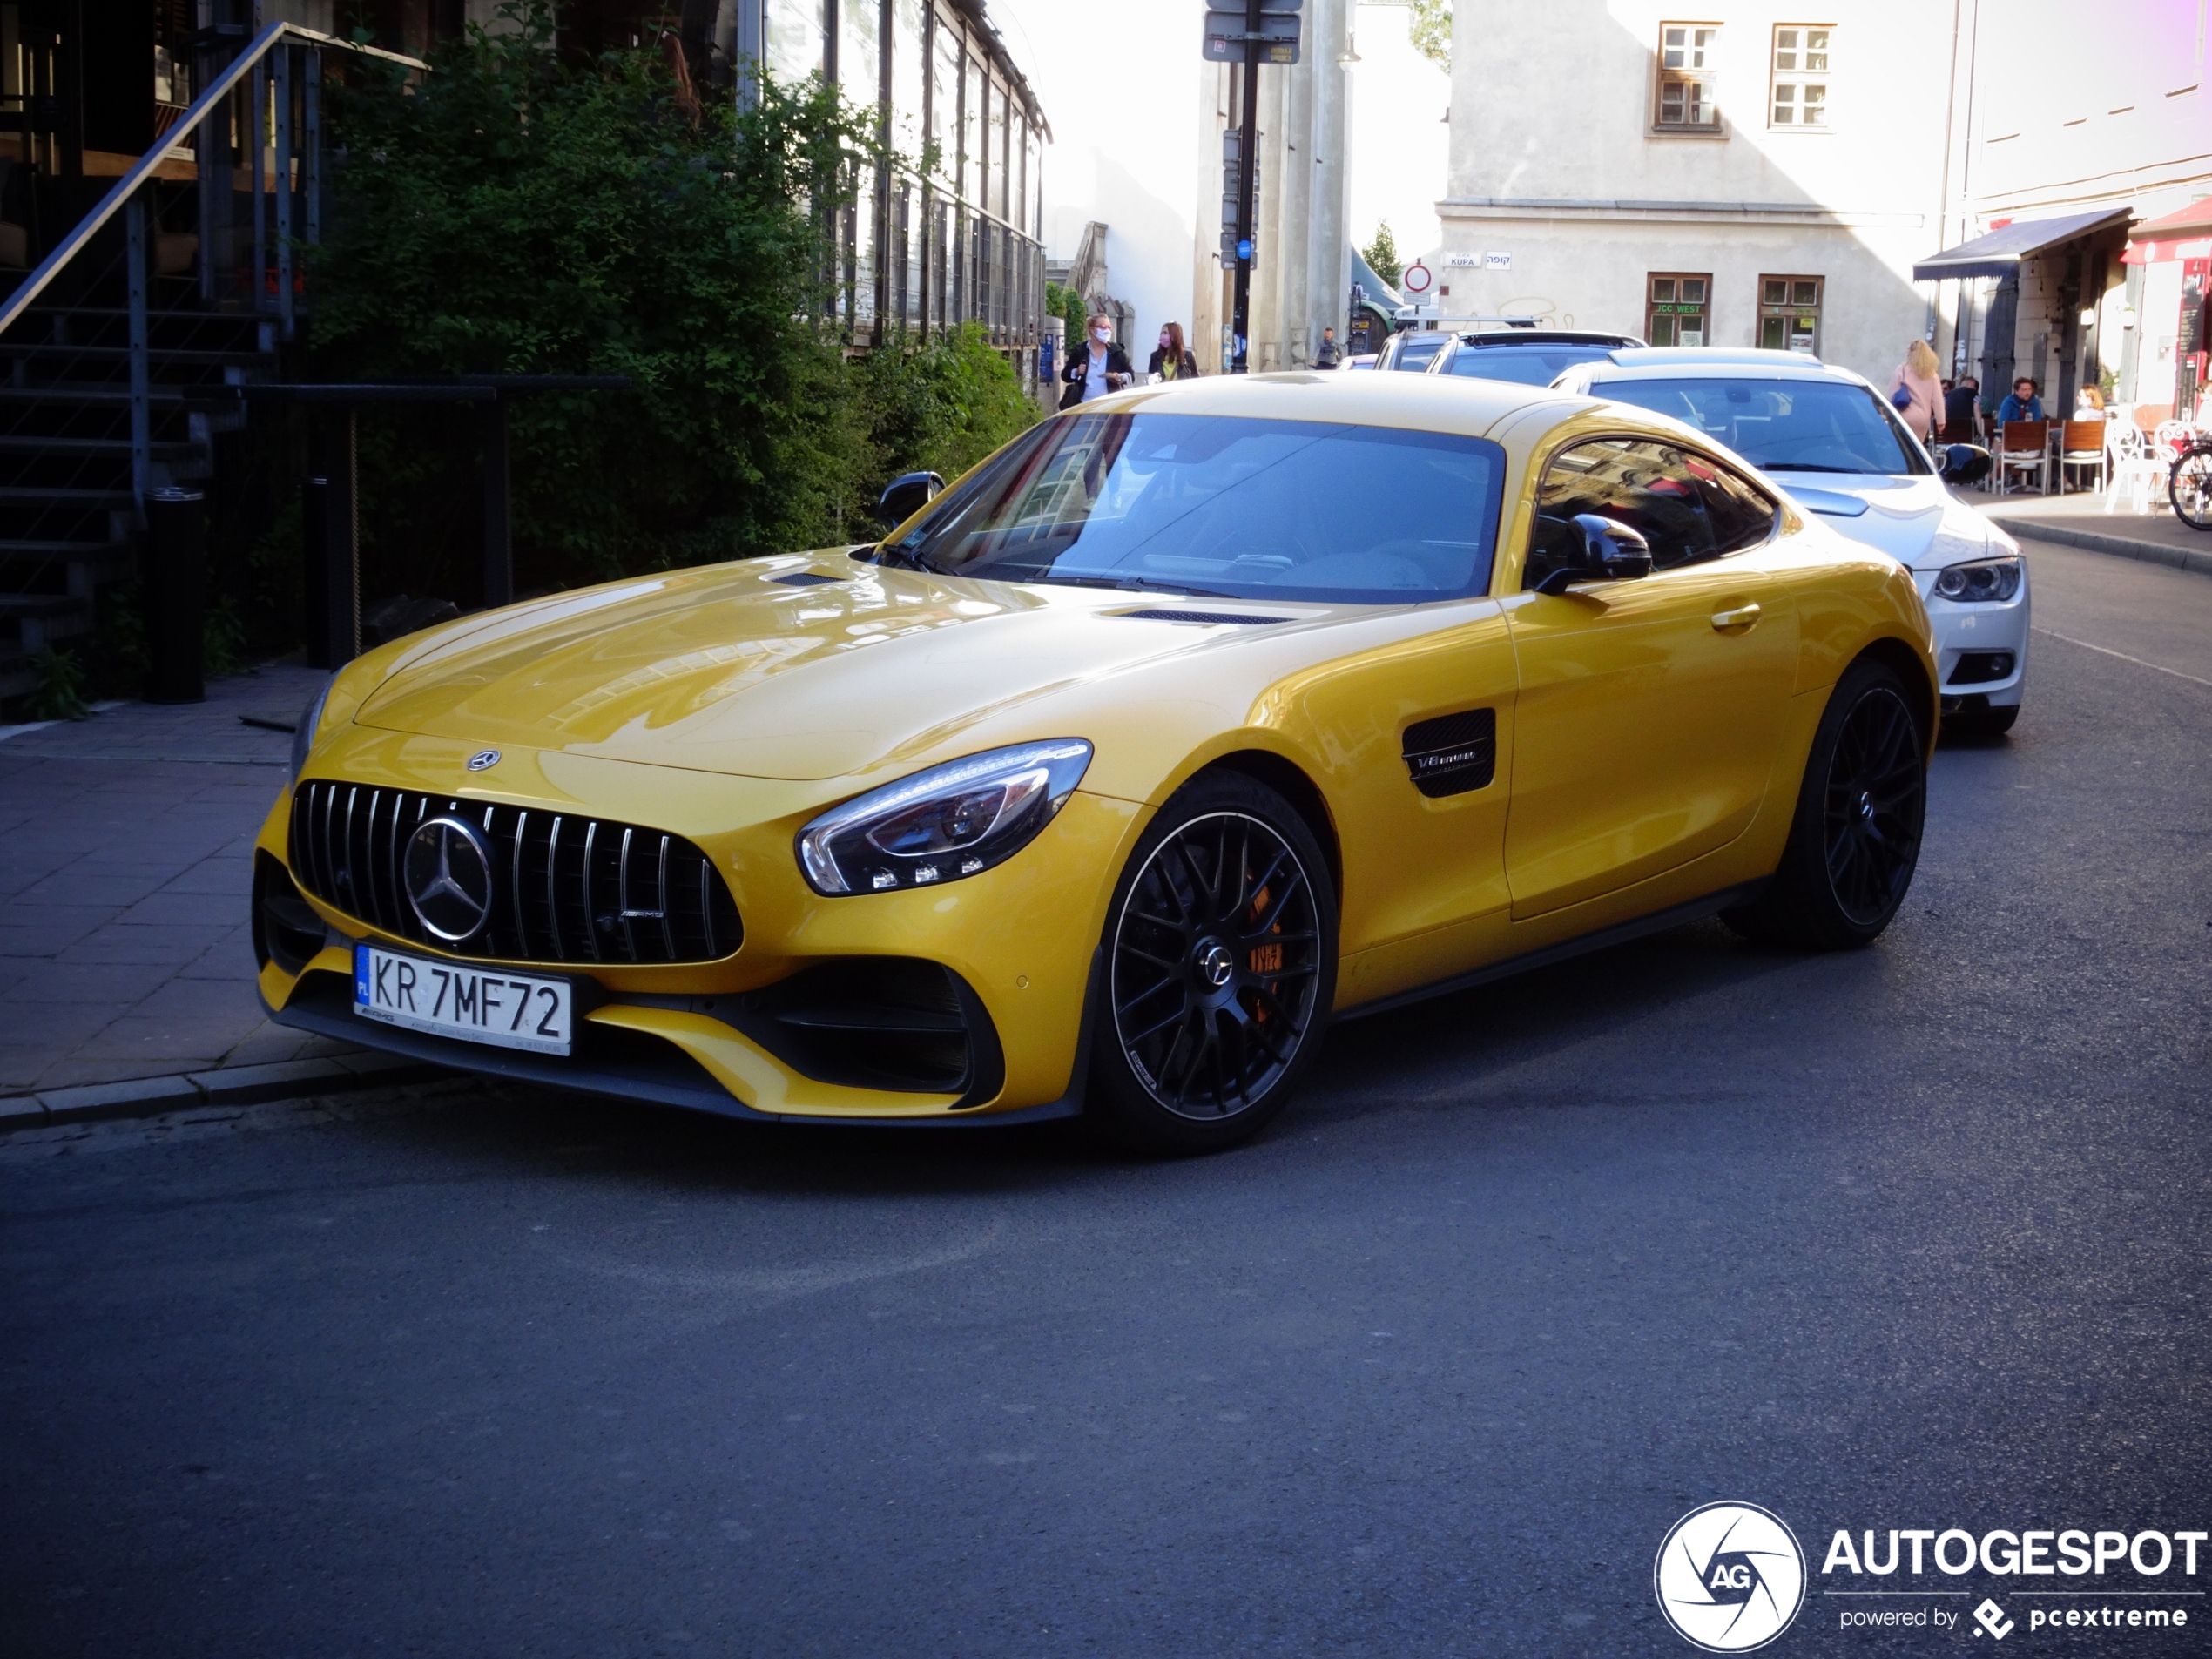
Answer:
[1932,555,2020,602]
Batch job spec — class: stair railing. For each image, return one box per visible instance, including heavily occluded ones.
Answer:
[0,21,427,515]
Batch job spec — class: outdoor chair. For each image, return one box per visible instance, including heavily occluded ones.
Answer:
[1995,420,2050,495]
[2153,419,2193,460]
[2058,420,2108,493]
[2104,424,2166,515]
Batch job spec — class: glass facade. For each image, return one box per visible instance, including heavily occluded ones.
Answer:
[744,0,1044,374]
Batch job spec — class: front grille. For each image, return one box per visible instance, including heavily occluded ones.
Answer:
[288,781,741,965]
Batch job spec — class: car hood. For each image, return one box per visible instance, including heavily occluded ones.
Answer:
[1770,471,1998,569]
[355,555,1319,780]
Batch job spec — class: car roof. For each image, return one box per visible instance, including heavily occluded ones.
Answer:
[1074,367,1581,438]
[1575,358,1874,389]
[1454,330,1645,349]
[1602,347,1825,369]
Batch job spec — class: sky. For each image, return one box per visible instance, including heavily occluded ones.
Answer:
[988,0,1452,344]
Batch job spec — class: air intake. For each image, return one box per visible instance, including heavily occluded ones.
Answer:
[1118,609,1290,625]
[771,572,843,588]
[1402,708,1496,798]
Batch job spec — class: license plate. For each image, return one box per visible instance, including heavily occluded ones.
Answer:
[353,944,572,1056]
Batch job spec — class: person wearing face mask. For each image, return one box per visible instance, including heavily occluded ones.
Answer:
[1147,321,1200,383]
[1061,313,1134,409]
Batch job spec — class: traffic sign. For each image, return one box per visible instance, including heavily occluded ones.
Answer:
[1204,11,1300,62]
[1400,260,1433,294]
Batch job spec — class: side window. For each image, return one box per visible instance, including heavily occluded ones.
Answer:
[1523,438,1777,590]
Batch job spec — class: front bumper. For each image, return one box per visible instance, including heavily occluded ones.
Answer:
[1918,570,2031,711]
[253,730,1141,1123]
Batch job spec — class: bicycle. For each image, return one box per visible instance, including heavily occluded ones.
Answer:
[2173,432,2212,530]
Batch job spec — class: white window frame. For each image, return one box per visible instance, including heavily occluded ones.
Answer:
[1769,24,1833,129]
[1656,23,1723,130]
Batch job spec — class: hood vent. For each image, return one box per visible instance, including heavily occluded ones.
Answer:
[1118,608,1291,626]
[771,572,844,588]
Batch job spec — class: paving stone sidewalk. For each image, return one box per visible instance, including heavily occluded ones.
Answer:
[0,661,415,1117]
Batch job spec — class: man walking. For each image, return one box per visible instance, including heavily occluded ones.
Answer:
[1061,313,1134,409]
[1314,327,1342,369]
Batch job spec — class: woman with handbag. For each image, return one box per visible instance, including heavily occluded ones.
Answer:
[1060,314,1134,410]
[1148,322,1200,383]
[1888,340,1946,444]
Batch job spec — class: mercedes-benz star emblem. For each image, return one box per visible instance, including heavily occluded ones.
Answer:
[403,815,496,942]
[466,749,502,772]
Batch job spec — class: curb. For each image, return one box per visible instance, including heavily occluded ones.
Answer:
[0,1051,450,1133]
[1993,516,2212,577]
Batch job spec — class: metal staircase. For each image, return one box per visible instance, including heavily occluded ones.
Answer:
[0,304,273,696]
[0,19,421,705]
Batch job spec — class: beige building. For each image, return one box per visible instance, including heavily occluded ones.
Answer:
[1190,0,1356,373]
[1923,0,2211,420]
[1438,3,1943,383]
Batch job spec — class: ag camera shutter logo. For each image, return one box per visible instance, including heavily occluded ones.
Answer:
[1655,1501,1808,1651]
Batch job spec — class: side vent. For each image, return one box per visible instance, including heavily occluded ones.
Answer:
[1402,708,1496,798]
[771,572,842,588]
[1117,609,1290,626]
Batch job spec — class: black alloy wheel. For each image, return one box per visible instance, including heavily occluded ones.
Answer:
[1724,657,1927,950]
[1088,773,1337,1153]
[1821,683,1925,927]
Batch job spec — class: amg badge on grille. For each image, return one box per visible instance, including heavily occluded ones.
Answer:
[1401,708,1496,799]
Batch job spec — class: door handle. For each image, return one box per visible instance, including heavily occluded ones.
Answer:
[1710,603,1763,631]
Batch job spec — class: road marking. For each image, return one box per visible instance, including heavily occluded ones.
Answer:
[2032,627,2212,690]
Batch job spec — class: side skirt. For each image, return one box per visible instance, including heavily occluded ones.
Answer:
[1332,880,1770,1024]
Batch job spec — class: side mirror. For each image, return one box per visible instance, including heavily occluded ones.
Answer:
[1939,444,1992,486]
[876,470,944,529]
[1535,514,1654,595]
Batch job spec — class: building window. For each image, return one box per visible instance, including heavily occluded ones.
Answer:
[1647,273,1710,347]
[1656,24,1721,128]
[1770,26,1831,126]
[1758,276,1824,354]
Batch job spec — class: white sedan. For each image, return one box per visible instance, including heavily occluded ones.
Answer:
[1553,349,2027,736]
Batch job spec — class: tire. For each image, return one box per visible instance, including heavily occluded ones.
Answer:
[2172,447,2212,531]
[1083,771,1339,1154]
[1724,657,1928,950]
[1944,702,2019,738]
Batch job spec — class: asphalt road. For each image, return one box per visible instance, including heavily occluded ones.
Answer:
[3,536,2208,1658]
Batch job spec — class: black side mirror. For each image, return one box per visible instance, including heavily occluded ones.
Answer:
[1535,514,1655,595]
[1939,444,1992,486]
[876,470,944,529]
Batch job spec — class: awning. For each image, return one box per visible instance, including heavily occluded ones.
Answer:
[1912,207,2133,280]
[2121,198,2212,265]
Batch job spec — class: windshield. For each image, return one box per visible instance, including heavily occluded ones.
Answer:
[1588,377,1929,475]
[1447,344,1618,386]
[887,412,1506,604]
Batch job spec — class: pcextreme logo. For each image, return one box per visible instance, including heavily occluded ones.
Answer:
[1655,1502,1810,1652]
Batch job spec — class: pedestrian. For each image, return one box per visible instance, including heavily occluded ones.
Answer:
[1996,376,2046,425]
[1314,327,1342,369]
[2074,383,2107,415]
[1061,313,1134,410]
[1942,374,1981,444]
[1148,321,1200,383]
[1887,339,1945,444]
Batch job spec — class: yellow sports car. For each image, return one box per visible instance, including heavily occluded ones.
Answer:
[253,374,1937,1151]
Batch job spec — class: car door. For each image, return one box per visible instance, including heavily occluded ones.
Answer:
[1501,436,1799,921]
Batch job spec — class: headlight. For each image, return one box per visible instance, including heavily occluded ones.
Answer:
[1932,556,2020,603]
[796,739,1093,895]
[288,680,332,780]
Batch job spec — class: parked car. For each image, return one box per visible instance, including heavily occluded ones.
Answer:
[1342,353,1379,371]
[1374,329,1453,373]
[1553,349,2025,737]
[258,374,1937,1152]
[1426,328,1647,386]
